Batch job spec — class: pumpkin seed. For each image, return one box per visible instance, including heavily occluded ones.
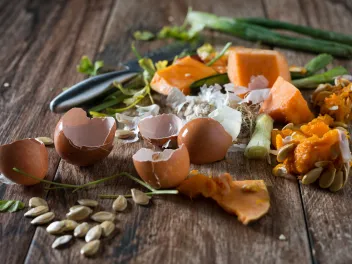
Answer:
[314,91,333,103]
[343,165,350,186]
[52,235,72,249]
[301,167,323,185]
[335,127,348,133]
[80,240,100,257]
[62,220,78,231]
[67,206,92,221]
[272,164,288,177]
[69,205,87,211]
[319,167,336,188]
[91,211,115,223]
[282,123,294,130]
[85,225,102,242]
[100,221,115,237]
[313,84,332,97]
[131,188,150,205]
[77,199,98,208]
[35,137,54,146]
[329,170,344,192]
[113,195,127,212]
[314,161,331,168]
[331,121,348,129]
[277,143,296,163]
[74,222,90,238]
[31,212,55,225]
[46,221,66,235]
[24,205,49,217]
[29,197,48,208]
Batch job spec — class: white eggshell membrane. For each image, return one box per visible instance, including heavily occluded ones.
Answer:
[133,147,181,162]
[138,114,183,140]
[61,108,115,148]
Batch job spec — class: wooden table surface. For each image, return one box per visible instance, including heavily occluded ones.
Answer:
[1,0,352,263]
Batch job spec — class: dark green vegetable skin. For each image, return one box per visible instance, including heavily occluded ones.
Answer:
[189,73,229,95]
[237,18,352,46]
[291,53,333,79]
[186,11,352,58]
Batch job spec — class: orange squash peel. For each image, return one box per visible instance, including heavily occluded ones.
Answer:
[177,172,270,225]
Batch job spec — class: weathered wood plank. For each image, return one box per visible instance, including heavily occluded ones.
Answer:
[22,0,311,263]
[0,1,113,263]
[263,0,352,263]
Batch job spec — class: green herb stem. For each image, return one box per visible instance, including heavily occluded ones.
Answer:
[206,42,232,66]
[99,189,179,199]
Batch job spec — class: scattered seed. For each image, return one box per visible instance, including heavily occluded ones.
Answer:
[113,195,127,212]
[52,235,72,249]
[62,220,78,232]
[91,211,115,223]
[81,240,100,257]
[24,205,49,217]
[343,165,350,186]
[47,221,66,235]
[100,221,115,237]
[69,205,87,211]
[85,225,102,242]
[301,167,323,185]
[282,123,294,130]
[319,167,336,188]
[115,129,135,139]
[74,222,90,238]
[77,199,98,208]
[314,161,331,168]
[277,143,296,163]
[331,121,348,129]
[272,164,288,177]
[35,137,54,146]
[3,82,9,87]
[29,197,48,208]
[67,206,92,221]
[279,234,286,241]
[31,212,55,225]
[329,170,344,192]
[131,188,150,205]
[315,91,333,103]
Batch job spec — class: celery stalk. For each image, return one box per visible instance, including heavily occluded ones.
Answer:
[244,114,273,159]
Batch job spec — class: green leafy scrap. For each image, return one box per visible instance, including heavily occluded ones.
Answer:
[0,200,25,213]
[77,56,104,76]
[134,31,155,41]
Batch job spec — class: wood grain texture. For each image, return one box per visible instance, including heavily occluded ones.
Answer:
[263,0,352,263]
[23,0,311,263]
[0,0,351,263]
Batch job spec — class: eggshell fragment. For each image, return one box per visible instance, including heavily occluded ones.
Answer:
[54,108,116,166]
[132,144,190,188]
[0,139,48,185]
[177,118,232,164]
[138,114,183,147]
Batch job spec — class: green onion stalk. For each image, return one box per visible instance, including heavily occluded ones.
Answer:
[244,114,273,159]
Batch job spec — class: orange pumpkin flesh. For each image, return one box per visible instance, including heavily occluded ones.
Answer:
[178,173,270,225]
[227,48,290,87]
[150,56,217,95]
[260,76,314,124]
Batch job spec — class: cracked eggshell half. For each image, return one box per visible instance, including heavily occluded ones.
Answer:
[0,138,48,185]
[138,114,183,147]
[177,118,233,164]
[132,144,190,188]
[54,108,116,166]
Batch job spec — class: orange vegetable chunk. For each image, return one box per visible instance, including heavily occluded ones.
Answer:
[227,48,291,87]
[260,76,314,124]
[178,173,270,225]
[150,56,217,95]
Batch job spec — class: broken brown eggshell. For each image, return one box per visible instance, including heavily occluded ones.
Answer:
[132,144,190,189]
[0,138,49,185]
[138,114,183,147]
[54,108,116,166]
[177,118,233,164]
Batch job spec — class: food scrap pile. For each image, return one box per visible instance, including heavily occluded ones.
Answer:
[1,8,352,258]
